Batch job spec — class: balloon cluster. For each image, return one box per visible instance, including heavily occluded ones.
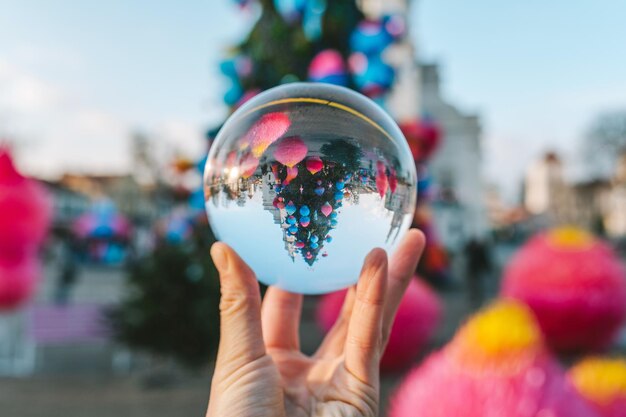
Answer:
[502,227,626,352]
[389,300,600,417]
[349,15,404,99]
[220,55,254,106]
[0,150,51,310]
[273,0,326,40]
[72,200,132,264]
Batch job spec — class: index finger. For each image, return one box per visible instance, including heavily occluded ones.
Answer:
[382,229,426,343]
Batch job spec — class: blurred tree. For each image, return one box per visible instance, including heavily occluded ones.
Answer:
[584,110,626,178]
[109,225,220,368]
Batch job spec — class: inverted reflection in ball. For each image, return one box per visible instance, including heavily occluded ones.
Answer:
[204,83,416,294]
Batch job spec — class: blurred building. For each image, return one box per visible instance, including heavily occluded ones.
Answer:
[523,151,626,237]
[365,0,488,250]
[42,181,90,228]
[422,63,488,249]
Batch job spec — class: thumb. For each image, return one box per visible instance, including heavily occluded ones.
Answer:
[211,242,265,371]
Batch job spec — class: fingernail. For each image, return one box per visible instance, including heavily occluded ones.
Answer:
[367,248,387,267]
[211,243,229,272]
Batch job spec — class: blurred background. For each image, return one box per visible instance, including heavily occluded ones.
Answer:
[1,1,626,416]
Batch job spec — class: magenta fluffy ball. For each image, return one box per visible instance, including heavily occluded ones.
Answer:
[501,227,626,352]
[316,277,441,372]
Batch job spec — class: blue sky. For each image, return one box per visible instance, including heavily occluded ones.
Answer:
[1,1,625,198]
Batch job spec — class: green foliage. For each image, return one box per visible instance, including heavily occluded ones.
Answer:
[236,0,363,91]
[109,226,221,368]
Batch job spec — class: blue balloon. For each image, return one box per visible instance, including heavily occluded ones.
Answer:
[336,181,344,190]
[334,191,344,201]
[287,215,297,225]
[300,205,310,216]
[189,188,205,211]
[286,202,297,215]
[353,56,394,94]
[288,225,298,234]
[302,0,326,41]
[350,21,393,55]
[274,0,307,22]
[310,73,348,86]
[310,235,319,243]
[310,242,319,249]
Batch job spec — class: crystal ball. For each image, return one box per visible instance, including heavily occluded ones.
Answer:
[204,82,417,294]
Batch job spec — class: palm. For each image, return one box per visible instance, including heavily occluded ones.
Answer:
[206,230,425,417]
[270,347,378,417]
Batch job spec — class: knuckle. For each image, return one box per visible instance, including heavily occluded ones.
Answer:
[219,290,256,316]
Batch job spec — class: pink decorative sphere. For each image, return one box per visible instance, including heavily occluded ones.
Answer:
[0,151,52,253]
[316,277,441,372]
[569,357,626,417]
[502,227,626,352]
[389,300,600,417]
[0,255,40,311]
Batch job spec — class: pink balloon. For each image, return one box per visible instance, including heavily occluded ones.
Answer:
[284,166,299,185]
[320,202,333,217]
[316,278,442,372]
[0,255,40,311]
[306,156,324,175]
[0,151,52,253]
[308,49,346,79]
[247,112,291,157]
[274,136,308,168]
[501,228,626,352]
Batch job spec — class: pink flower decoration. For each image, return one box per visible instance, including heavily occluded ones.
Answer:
[274,136,308,168]
[306,156,324,175]
[247,112,291,157]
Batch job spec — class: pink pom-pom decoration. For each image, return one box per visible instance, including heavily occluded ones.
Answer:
[501,227,626,352]
[316,278,441,372]
[569,357,626,417]
[0,150,52,254]
[389,300,601,417]
[0,255,40,311]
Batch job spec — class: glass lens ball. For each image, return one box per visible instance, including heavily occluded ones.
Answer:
[204,83,417,294]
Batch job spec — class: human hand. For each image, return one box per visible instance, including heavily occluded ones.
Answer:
[206,229,426,417]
